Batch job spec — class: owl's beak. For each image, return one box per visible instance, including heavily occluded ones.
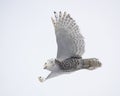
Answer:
[43,63,47,69]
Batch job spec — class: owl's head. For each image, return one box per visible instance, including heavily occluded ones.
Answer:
[44,58,59,71]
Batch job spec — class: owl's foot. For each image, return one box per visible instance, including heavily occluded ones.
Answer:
[83,58,101,70]
[88,66,96,70]
[38,76,45,82]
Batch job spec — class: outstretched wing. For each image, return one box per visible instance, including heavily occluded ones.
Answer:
[51,11,85,61]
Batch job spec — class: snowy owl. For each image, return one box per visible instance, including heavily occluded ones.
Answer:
[39,11,101,82]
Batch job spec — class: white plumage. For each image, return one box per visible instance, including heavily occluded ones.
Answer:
[39,11,101,82]
[52,12,85,61]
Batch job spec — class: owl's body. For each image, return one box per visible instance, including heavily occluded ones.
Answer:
[39,12,101,82]
[56,57,101,72]
[55,57,83,72]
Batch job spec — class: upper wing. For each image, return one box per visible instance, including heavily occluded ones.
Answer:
[51,11,85,61]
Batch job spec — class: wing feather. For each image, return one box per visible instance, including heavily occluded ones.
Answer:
[51,11,85,61]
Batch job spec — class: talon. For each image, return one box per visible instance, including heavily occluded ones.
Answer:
[88,67,96,70]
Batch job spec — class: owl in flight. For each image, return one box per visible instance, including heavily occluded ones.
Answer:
[39,11,101,82]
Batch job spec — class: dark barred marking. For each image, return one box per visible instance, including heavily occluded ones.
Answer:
[55,57,82,71]
[70,56,82,59]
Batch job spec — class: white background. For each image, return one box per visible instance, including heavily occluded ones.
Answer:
[0,0,120,96]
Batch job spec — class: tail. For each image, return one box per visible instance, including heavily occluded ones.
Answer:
[82,58,102,70]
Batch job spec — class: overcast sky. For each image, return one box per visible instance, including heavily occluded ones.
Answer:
[0,0,120,96]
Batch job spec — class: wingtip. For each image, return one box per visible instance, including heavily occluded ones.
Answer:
[59,11,62,17]
[51,17,55,26]
[54,11,57,15]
